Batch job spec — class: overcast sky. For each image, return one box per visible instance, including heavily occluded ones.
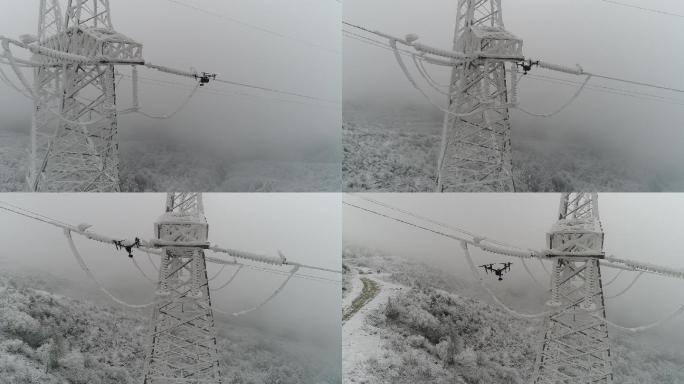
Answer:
[344,193,684,336]
[0,0,340,161]
[343,0,684,172]
[0,193,341,355]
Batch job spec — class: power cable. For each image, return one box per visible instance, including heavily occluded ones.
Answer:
[600,0,684,18]
[164,0,339,54]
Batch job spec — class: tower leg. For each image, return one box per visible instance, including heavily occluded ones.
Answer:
[535,193,613,383]
[143,250,222,383]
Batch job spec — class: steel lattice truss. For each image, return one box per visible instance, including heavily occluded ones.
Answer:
[28,0,147,191]
[437,0,521,192]
[143,193,223,383]
[534,193,613,383]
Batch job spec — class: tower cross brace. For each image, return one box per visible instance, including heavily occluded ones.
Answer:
[143,193,223,383]
[534,193,613,383]
[30,0,144,192]
[437,0,521,192]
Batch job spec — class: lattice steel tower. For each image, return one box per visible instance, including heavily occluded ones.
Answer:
[29,0,143,192]
[534,193,613,383]
[437,0,521,192]
[143,193,223,383]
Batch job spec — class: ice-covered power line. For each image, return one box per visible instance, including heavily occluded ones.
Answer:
[344,9,683,194]
[343,26,684,108]
[348,192,684,383]
[343,196,684,281]
[343,20,684,94]
[119,72,339,110]
[0,193,337,383]
[0,199,341,281]
[0,1,338,193]
[522,73,684,107]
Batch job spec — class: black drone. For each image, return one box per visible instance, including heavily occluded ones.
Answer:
[113,237,141,258]
[479,262,513,281]
[196,72,217,86]
[517,59,539,74]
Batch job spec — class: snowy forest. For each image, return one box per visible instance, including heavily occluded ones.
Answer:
[0,127,340,192]
[343,102,684,192]
[342,245,684,384]
[0,266,341,384]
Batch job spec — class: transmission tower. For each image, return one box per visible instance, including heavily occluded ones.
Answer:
[27,0,140,191]
[143,193,222,383]
[534,193,613,383]
[14,0,211,192]
[436,0,521,192]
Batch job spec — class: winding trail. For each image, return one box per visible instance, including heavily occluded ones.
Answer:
[342,270,404,383]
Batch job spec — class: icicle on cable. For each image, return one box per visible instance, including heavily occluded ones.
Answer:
[0,63,33,98]
[411,54,451,96]
[220,265,300,317]
[461,241,549,319]
[603,269,624,287]
[145,248,159,270]
[514,73,592,118]
[64,229,156,309]
[130,255,157,285]
[599,305,684,333]
[389,39,485,119]
[605,272,644,299]
[1,40,37,98]
[129,83,200,120]
[415,55,452,88]
[536,259,551,277]
[1,44,109,126]
[210,265,244,292]
[349,194,529,252]
[521,258,544,287]
[208,263,228,282]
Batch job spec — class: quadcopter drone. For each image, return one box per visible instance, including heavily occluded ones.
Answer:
[479,262,513,281]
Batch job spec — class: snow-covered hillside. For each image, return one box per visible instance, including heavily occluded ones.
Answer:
[343,103,683,192]
[342,245,684,384]
[0,268,340,384]
[0,129,340,192]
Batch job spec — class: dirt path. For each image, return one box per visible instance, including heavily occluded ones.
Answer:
[342,271,404,383]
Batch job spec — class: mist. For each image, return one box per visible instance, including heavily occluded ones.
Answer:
[0,0,341,189]
[0,193,341,362]
[343,193,684,342]
[343,0,684,183]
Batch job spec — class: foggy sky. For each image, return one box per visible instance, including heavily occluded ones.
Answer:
[343,0,684,174]
[343,193,684,337]
[0,193,341,354]
[0,0,341,161]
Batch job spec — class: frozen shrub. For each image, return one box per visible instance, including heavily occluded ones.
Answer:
[385,297,401,321]
[455,347,477,371]
[0,308,44,348]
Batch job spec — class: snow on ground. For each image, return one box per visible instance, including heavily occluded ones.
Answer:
[343,102,683,192]
[342,268,363,310]
[342,270,405,384]
[0,129,340,192]
[343,245,684,384]
[0,267,341,384]
[0,130,28,192]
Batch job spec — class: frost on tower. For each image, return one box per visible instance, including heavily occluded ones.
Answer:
[143,193,222,383]
[29,0,143,192]
[437,0,521,192]
[534,193,613,383]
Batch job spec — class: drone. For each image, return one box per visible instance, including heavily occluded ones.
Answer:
[113,237,141,258]
[479,262,513,281]
[196,72,217,86]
